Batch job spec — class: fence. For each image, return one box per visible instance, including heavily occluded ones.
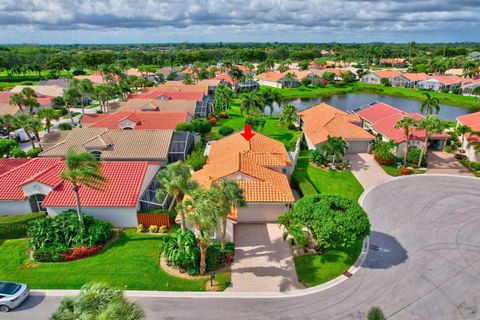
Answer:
[288,132,304,177]
[136,213,171,228]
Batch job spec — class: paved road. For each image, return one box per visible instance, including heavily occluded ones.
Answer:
[6,175,480,320]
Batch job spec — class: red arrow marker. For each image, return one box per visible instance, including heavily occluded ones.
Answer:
[241,124,255,141]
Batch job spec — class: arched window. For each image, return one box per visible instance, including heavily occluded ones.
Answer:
[122,127,133,130]
[90,151,102,161]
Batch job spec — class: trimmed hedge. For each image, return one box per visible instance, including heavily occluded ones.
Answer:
[0,212,46,239]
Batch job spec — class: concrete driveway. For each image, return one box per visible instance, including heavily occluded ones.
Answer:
[227,223,302,292]
[346,153,392,189]
[427,150,472,176]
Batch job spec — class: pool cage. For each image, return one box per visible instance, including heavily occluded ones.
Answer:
[138,176,173,211]
[168,131,195,162]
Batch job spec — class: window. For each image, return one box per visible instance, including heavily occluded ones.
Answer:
[209,229,217,240]
[90,151,102,161]
[29,194,46,212]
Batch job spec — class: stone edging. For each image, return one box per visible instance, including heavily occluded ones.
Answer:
[159,254,210,280]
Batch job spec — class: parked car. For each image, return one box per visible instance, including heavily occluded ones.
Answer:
[0,282,30,312]
[9,129,34,143]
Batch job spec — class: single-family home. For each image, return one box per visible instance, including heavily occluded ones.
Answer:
[109,99,199,117]
[157,67,184,81]
[415,75,465,92]
[212,73,259,92]
[457,112,480,162]
[356,102,449,157]
[390,73,429,88]
[80,111,190,130]
[360,70,401,85]
[10,85,64,97]
[0,158,166,226]
[0,91,54,116]
[380,58,408,68]
[315,68,355,82]
[125,68,157,82]
[38,78,70,88]
[462,80,480,96]
[190,131,295,241]
[290,70,322,84]
[254,71,298,88]
[299,103,374,153]
[74,72,110,85]
[39,128,194,163]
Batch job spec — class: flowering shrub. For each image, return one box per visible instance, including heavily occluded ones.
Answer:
[149,225,159,233]
[62,245,104,261]
[207,116,218,126]
[399,168,411,175]
[224,252,235,264]
[137,224,145,232]
[159,225,168,233]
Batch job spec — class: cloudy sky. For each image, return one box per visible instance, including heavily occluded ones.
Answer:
[0,0,479,44]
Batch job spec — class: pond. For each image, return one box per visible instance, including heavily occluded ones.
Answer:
[270,93,480,122]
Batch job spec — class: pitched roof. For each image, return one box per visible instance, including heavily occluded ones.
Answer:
[128,90,204,101]
[255,71,288,82]
[39,128,173,161]
[0,158,149,207]
[212,73,237,84]
[357,102,449,143]
[0,92,13,103]
[373,70,402,79]
[299,103,374,145]
[192,131,294,204]
[144,83,209,95]
[458,111,480,142]
[0,158,31,175]
[394,73,429,82]
[422,75,465,86]
[38,79,70,88]
[80,111,187,130]
[10,85,64,97]
[110,99,197,116]
[125,68,155,77]
[74,73,108,84]
[0,102,19,116]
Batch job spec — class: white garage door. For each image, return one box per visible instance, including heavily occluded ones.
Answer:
[346,140,371,154]
[237,204,289,223]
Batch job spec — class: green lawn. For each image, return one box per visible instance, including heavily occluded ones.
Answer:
[382,163,427,176]
[211,102,302,150]
[0,229,229,291]
[294,239,363,287]
[268,82,480,109]
[292,151,364,201]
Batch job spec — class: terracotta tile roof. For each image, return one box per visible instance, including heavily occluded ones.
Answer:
[110,99,197,116]
[299,103,373,145]
[0,102,19,116]
[192,131,294,204]
[128,90,204,101]
[143,83,210,95]
[458,111,480,142]
[39,128,173,161]
[10,85,64,97]
[80,111,187,130]
[373,70,402,79]
[255,71,288,82]
[74,73,108,84]
[423,75,465,86]
[0,92,12,103]
[0,158,31,175]
[212,73,237,84]
[125,68,155,77]
[395,73,429,82]
[357,102,449,143]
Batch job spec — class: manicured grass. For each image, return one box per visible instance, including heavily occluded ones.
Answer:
[268,82,480,109]
[294,238,363,287]
[211,102,302,150]
[0,229,221,291]
[292,151,364,201]
[0,212,46,239]
[460,160,480,177]
[382,163,426,177]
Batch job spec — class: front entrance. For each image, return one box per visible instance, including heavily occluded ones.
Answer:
[29,194,46,212]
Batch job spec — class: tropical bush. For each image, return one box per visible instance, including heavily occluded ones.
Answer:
[218,126,234,136]
[191,118,212,135]
[206,242,235,272]
[280,194,370,249]
[373,140,396,165]
[0,212,45,239]
[161,229,200,275]
[175,122,194,132]
[0,138,22,158]
[27,211,114,262]
[367,306,386,320]
[309,149,327,166]
[470,162,480,171]
[26,147,41,158]
[455,153,468,160]
[159,225,168,233]
[399,168,411,175]
[51,283,145,320]
[186,142,207,171]
[407,147,427,166]
[62,245,104,261]
[444,145,453,153]
[58,123,73,131]
[207,116,218,126]
[244,116,266,131]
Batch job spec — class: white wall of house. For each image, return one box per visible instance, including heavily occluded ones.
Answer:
[136,164,161,210]
[47,206,138,227]
[21,182,53,198]
[361,74,381,84]
[256,80,282,88]
[462,138,479,162]
[0,200,32,215]
[237,203,290,223]
[390,76,415,88]
[345,139,372,153]
[304,134,317,150]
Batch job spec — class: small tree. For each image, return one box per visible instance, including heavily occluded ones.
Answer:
[37,108,60,133]
[320,136,347,166]
[373,140,397,165]
[380,78,390,86]
[367,306,386,320]
[279,105,298,129]
[394,116,417,164]
[420,92,440,115]
[416,116,447,167]
[60,148,107,226]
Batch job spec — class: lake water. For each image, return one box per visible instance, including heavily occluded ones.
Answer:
[270,93,479,122]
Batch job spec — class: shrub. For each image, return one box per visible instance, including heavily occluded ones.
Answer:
[149,225,159,233]
[455,153,467,160]
[441,88,450,93]
[176,122,194,132]
[161,229,200,275]
[407,147,427,166]
[191,118,212,135]
[10,147,27,158]
[470,162,480,171]
[309,149,326,166]
[159,225,168,233]
[368,307,385,320]
[187,142,207,171]
[62,245,104,261]
[28,211,114,262]
[0,212,46,239]
[137,224,145,232]
[206,242,235,272]
[58,123,73,131]
[26,147,41,158]
[399,168,411,175]
[245,116,266,131]
[207,116,218,126]
[444,145,453,153]
[216,112,230,119]
[218,126,234,136]
[374,152,396,165]
[452,87,461,94]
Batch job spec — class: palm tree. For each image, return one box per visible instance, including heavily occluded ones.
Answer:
[228,66,244,83]
[156,162,198,231]
[60,148,107,225]
[261,88,282,116]
[63,88,80,126]
[395,116,417,163]
[9,93,25,113]
[93,84,115,113]
[213,179,246,251]
[72,79,94,115]
[320,136,347,166]
[373,140,397,164]
[0,114,14,134]
[183,73,193,85]
[51,283,145,320]
[27,117,43,149]
[20,87,39,115]
[278,213,309,247]
[456,124,472,153]
[12,114,36,149]
[420,92,440,115]
[37,108,60,133]
[279,105,299,129]
[240,92,264,116]
[416,116,447,167]
[180,188,222,274]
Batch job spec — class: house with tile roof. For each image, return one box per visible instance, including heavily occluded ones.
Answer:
[299,103,374,153]
[0,91,54,116]
[380,58,408,67]
[360,70,402,85]
[80,111,191,129]
[390,73,430,88]
[254,71,299,88]
[10,85,64,97]
[39,128,194,163]
[190,131,295,241]
[416,75,466,92]
[109,99,198,117]
[462,79,480,96]
[357,102,449,157]
[0,158,165,226]
[74,72,110,85]
[457,111,480,162]
[125,68,157,82]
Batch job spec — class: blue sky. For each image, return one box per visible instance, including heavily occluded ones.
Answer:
[0,0,478,44]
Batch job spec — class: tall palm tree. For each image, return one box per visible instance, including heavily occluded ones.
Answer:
[420,92,440,115]
[63,88,80,125]
[240,92,264,116]
[279,105,299,129]
[37,108,60,133]
[156,161,198,230]
[228,66,244,83]
[395,116,417,163]
[9,93,25,113]
[416,116,447,167]
[20,87,39,115]
[213,179,246,251]
[72,79,94,115]
[27,117,43,149]
[456,124,472,153]
[60,148,107,225]
[12,114,36,149]
[320,136,347,166]
[261,88,282,116]
[180,188,222,275]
